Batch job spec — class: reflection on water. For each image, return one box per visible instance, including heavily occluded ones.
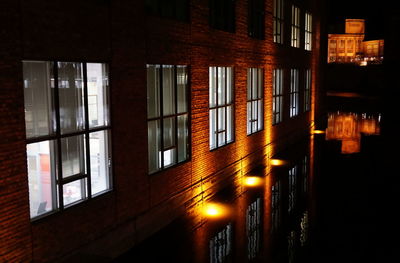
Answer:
[210,223,233,263]
[326,112,381,154]
[246,198,262,260]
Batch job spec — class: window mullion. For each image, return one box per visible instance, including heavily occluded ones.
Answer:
[225,67,228,143]
[53,61,64,210]
[215,68,219,148]
[159,65,164,169]
[174,66,178,164]
[83,63,91,198]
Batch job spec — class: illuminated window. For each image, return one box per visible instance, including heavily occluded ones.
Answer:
[247,68,264,135]
[145,0,189,22]
[304,69,311,112]
[288,165,297,213]
[304,12,312,51]
[210,223,232,263]
[291,5,300,48]
[273,0,284,44]
[248,0,265,39]
[209,0,235,33]
[271,180,281,232]
[147,65,189,174]
[23,61,112,219]
[290,69,299,118]
[246,198,262,260]
[209,66,234,150]
[273,68,284,125]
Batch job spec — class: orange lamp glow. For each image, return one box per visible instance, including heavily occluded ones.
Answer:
[312,130,325,134]
[244,176,263,187]
[270,159,286,166]
[203,203,230,219]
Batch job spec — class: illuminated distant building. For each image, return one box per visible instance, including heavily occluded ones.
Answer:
[328,19,384,65]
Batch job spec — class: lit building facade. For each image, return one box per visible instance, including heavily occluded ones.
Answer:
[0,0,324,261]
[328,19,384,64]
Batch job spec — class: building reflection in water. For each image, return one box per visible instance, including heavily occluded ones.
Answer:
[271,180,281,233]
[209,223,232,263]
[326,112,381,154]
[246,198,262,260]
[288,165,298,214]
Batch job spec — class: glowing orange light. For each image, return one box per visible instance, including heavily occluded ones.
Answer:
[203,203,230,219]
[312,130,325,134]
[270,159,286,166]
[244,176,263,187]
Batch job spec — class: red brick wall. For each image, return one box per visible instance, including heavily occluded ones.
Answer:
[0,0,322,262]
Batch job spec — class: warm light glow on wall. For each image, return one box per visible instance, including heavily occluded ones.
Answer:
[202,203,230,219]
[270,159,286,166]
[311,130,325,134]
[244,176,264,187]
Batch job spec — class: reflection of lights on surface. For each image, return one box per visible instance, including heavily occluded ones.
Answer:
[270,159,286,166]
[244,177,263,187]
[312,130,325,134]
[203,203,230,219]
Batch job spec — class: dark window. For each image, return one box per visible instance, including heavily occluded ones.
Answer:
[209,0,236,33]
[145,0,189,22]
[248,0,265,39]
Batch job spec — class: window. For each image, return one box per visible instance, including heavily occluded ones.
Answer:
[145,0,189,22]
[273,69,284,125]
[304,12,312,51]
[209,67,234,150]
[304,69,311,112]
[209,0,235,33]
[288,165,297,213]
[23,61,112,219]
[271,180,281,232]
[273,0,284,44]
[248,0,265,39]
[291,5,300,48]
[290,69,299,118]
[247,68,263,135]
[147,65,189,174]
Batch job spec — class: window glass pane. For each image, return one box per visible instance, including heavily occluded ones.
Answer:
[217,107,226,146]
[210,109,217,149]
[58,62,85,134]
[218,67,226,105]
[63,179,86,206]
[252,101,257,131]
[258,100,263,130]
[227,105,233,143]
[87,63,109,128]
[147,65,160,118]
[90,130,110,195]
[247,68,251,99]
[177,114,188,163]
[226,67,233,104]
[61,135,85,178]
[162,148,176,168]
[23,61,54,138]
[247,102,251,134]
[163,117,176,150]
[252,69,257,99]
[209,67,217,107]
[148,120,160,173]
[177,66,188,114]
[257,69,263,98]
[27,140,56,218]
[163,65,175,116]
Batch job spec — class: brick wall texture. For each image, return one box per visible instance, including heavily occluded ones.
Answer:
[0,0,323,262]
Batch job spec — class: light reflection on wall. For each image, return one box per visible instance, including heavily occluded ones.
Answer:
[325,112,381,154]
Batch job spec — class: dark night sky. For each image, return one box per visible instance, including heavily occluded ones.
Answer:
[327,0,385,40]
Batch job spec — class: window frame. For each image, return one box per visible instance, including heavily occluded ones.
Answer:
[248,0,265,39]
[146,64,191,174]
[24,60,113,220]
[304,69,311,112]
[247,68,264,135]
[209,0,236,33]
[209,66,235,150]
[273,0,284,44]
[291,5,301,48]
[290,68,299,118]
[272,68,284,125]
[304,12,312,51]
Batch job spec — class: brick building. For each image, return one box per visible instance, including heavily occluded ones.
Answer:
[0,0,324,262]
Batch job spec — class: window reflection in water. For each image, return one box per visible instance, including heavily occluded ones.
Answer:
[246,198,262,260]
[288,166,298,213]
[300,211,309,247]
[288,230,296,263]
[271,180,281,233]
[326,112,381,154]
[210,223,232,263]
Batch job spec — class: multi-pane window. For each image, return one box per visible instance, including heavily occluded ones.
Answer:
[271,180,281,232]
[246,198,262,260]
[147,65,189,174]
[291,5,300,48]
[209,0,236,33]
[247,68,264,135]
[209,67,234,150]
[273,69,284,125]
[23,61,112,219]
[288,165,297,213]
[248,0,265,39]
[304,69,311,112]
[145,0,189,22]
[290,69,299,118]
[273,0,284,44]
[210,224,232,263]
[304,12,312,51]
